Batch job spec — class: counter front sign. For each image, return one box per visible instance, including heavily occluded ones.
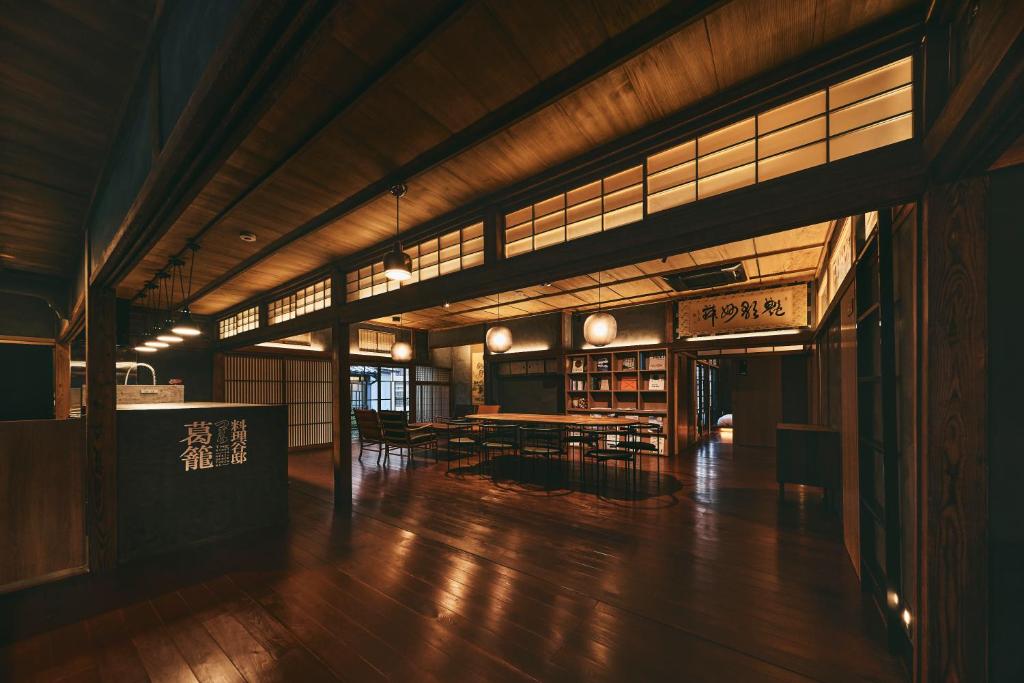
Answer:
[180,418,248,471]
[676,284,809,338]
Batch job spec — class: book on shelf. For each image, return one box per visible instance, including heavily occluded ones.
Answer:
[594,357,611,371]
[646,354,666,370]
[620,356,636,370]
[618,377,637,391]
[647,377,665,390]
[570,396,588,409]
[569,378,586,391]
[570,358,585,373]
[592,378,610,391]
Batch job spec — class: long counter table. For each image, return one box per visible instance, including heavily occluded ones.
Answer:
[117,402,287,563]
[463,412,638,426]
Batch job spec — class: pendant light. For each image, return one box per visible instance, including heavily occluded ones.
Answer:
[134,285,159,353]
[172,242,202,336]
[485,292,512,354]
[390,315,412,362]
[583,270,617,347]
[383,184,412,281]
[157,259,184,343]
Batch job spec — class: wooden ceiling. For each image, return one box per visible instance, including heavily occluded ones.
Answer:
[0,0,156,277]
[372,221,831,329]
[116,0,918,314]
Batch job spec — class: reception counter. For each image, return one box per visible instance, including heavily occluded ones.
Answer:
[117,402,287,563]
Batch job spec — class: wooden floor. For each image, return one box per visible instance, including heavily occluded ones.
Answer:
[0,435,905,682]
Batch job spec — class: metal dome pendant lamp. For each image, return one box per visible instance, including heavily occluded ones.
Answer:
[142,281,168,348]
[390,315,412,362]
[486,292,512,354]
[172,241,202,337]
[583,270,617,347]
[383,184,412,282]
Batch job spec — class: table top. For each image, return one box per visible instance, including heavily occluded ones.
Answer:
[463,412,639,426]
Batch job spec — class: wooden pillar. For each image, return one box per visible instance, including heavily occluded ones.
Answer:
[331,320,351,512]
[85,284,117,570]
[212,352,225,402]
[53,341,70,419]
[918,177,989,682]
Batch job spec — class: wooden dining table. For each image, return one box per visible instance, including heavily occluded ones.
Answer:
[462,412,638,426]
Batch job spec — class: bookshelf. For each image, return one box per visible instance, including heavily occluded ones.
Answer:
[565,346,672,453]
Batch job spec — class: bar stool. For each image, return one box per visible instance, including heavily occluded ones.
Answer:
[626,422,665,487]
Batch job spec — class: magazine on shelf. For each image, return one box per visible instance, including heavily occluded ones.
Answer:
[570,358,585,373]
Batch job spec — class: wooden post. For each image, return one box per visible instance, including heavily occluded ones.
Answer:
[86,284,117,570]
[53,341,70,419]
[331,320,352,512]
[918,178,989,682]
[212,352,225,402]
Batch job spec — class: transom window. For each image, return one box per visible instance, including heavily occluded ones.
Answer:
[218,306,259,339]
[505,57,913,258]
[346,221,484,301]
[267,277,331,325]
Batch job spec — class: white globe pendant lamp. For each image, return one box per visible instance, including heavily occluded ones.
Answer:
[486,293,512,354]
[390,315,413,362]
[583,270,617,347]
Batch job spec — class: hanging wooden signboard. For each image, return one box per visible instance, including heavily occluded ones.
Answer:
[676,283,809,338]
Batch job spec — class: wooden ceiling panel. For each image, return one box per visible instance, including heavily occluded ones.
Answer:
[1,0,155,276]
[815,0,918,45]
[757,245,822,274]
[704,0,820,88]
[753,221,829,252]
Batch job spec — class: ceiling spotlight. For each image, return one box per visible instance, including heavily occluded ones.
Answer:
[239,231,257,242]
[443,301,450,309]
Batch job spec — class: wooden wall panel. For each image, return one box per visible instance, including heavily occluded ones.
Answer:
[919,177,988,683]
[0,419,86,592]
[839,284,860,577]
[733,356,781,448]
[53,342,70,419]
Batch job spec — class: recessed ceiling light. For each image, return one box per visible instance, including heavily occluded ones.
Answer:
[239,231,257,242]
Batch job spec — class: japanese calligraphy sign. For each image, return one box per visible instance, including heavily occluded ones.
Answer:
[180,419,247,472]
[675,284,808,338]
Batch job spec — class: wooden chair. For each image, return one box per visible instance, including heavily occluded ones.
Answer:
[477,404,501,414]
[444,419,479,473]
[379,410,437,465]
[582,428,639,498]
[479,422,518,479]
[519,426,566,490]
[353,409,384,464]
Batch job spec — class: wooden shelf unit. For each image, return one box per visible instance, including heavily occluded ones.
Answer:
[564,346,672,453]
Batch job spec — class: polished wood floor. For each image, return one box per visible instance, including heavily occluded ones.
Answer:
[1,435,905,682]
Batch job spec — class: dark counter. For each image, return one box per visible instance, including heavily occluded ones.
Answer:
[117,402,287,563]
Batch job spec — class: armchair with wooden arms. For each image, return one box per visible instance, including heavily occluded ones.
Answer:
[353,409,385,465]
[379,410,438,465]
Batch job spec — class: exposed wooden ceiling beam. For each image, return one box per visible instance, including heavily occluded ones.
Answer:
[93,0,342,288]
[185,0,729,307]
[164,0,474,278]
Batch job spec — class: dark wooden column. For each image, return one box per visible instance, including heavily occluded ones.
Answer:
[331,320,352,512]
[919,177,989,682]
[53,341,70,419]
[85,284,118,570]
[212,352,225,402]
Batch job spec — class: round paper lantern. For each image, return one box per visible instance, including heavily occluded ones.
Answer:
[486,325,512,354]
[583,311,618,347]
[390,340,413,362]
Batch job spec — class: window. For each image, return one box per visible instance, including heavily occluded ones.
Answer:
[357,328,396,354]
[218,306,259,339]
[346,221,484,301]
[267,277,331,325]
[415,365,451,422]
[647,57,913,215]
[504,165,643,257]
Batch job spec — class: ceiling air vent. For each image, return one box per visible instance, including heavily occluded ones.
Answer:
[662,262,747,292]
